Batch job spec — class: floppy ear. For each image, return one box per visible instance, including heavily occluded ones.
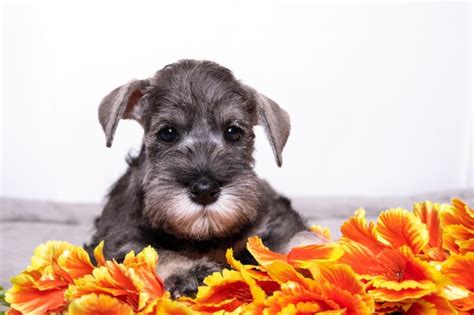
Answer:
[251,89,291,167]
[98,79,149,147]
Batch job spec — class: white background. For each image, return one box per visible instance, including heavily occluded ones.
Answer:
[1,1,472,202]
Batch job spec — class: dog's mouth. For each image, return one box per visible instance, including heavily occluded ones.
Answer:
[143,175,262,240]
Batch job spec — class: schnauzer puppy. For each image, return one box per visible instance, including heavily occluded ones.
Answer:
[86,60,313,298]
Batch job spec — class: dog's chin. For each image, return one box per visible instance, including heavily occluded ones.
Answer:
[144,190,261,240]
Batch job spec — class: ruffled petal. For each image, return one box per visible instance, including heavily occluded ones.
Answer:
[5,271,68,314]
[340,208,385,254]
[413,201,443,249]
[440,199,474,229]
[68,293,134,315]
[376,208,429,254]
[442,225,474,254]
[246,236,287,268]
[309,225,332,242]
[337,239,376,277]
[287,243,344,268]
[442,253,474,291]
[192,269,254,312]
[57,246,94,279]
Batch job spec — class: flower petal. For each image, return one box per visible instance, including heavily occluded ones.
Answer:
[421,294,457,315]
[57,247,94,279]
[376,208,429,254]
[413,201,443,249]
[263,281,340,314]
[139,297,198,315]
[246,236,287,268]
[337,239,376,277]
[265,261,311,288]
[5,271,68,314]
[340,208,385,254]
[287,243,344,268]
[309,262,365,296]
[309,262,375,314]
[440,199,474,229]
[458,239,474,255]
[94,241,106,266]
[68,293,134,315]
[442,225,474,254]
[66,246,164,312]
[442,253,474,291]
[450,293,474,312]
[225,249,266,303]
[309,225,332,242]
[193,269,254,312]
[368,287,435,302]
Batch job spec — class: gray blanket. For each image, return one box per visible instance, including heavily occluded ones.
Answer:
[1,189,473,289]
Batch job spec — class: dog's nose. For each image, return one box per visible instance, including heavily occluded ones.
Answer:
[190,178,220,205]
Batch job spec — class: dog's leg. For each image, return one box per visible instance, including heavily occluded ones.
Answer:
[157,250,222,299]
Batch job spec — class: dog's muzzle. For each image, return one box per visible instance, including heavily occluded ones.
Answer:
[189,177,220,205]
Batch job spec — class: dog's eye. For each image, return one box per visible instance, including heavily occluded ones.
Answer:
[224,126,243,142]
[158,127,179,142]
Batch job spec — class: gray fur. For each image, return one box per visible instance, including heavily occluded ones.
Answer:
[86,60,307,298]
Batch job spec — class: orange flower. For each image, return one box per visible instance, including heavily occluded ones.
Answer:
[442,225,474,255]
[66,245,164,312]
[189,249,268,313]
[439,199,474,256]
[442,253,474,312]
[5,241,95,314]
[5,198,474,314]
[367,246,443,302]
[412,201,452,262]
[263,261,374,314]
[247,236,343,269]
[375,208,429,254]
[68,293,134,315]
[5,270,69,314]
[440,199,474,230]
[191,269,258,313]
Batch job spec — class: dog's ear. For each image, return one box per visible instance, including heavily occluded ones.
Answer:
[251,89,291,167]
[98,79,149,147]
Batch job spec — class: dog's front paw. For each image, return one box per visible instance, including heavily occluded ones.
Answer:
[164,261,222,299]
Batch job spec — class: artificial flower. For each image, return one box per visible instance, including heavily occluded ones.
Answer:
[66,244,164,313]
[68,293,134,315]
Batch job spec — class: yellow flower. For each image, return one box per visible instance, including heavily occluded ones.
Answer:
[191,269,256,313]
[263,261,374,314]
[138,297,198,315]
[5,241,94,314]
[68,293,134,315]
[66,245,164,312]
[366,246,444,302]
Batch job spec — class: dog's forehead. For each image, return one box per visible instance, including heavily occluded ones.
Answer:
[146,61,255,127]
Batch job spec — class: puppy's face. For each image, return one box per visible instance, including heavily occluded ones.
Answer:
[98,60,290,240]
